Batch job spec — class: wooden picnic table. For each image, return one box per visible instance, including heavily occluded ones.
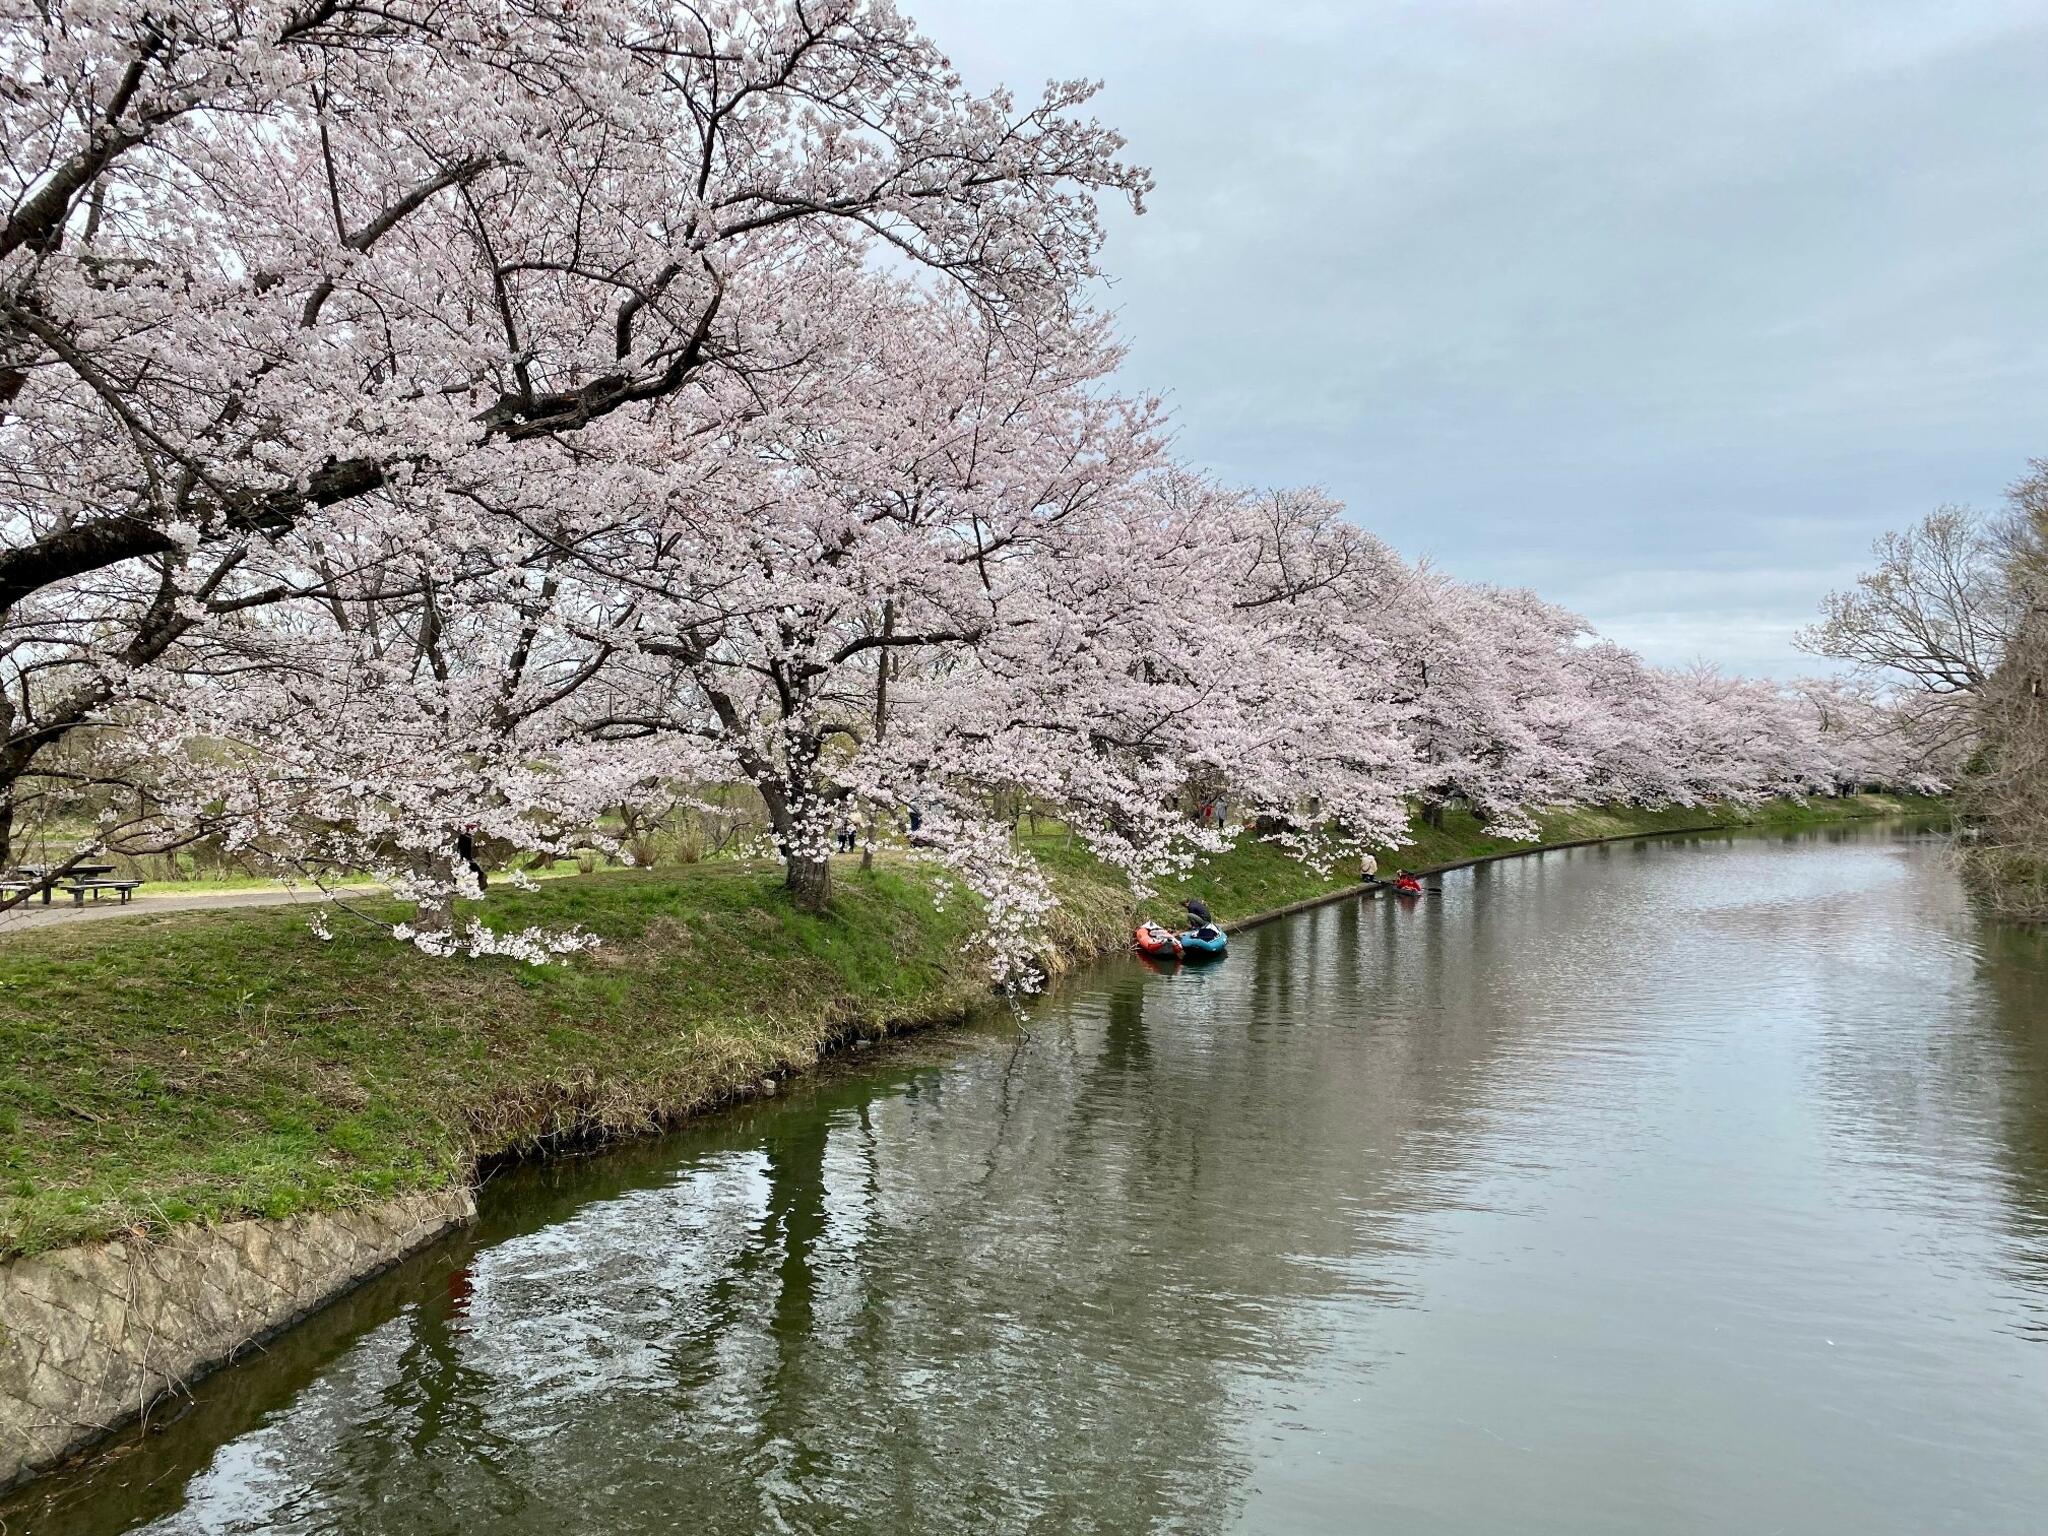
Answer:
[4,864,127,905]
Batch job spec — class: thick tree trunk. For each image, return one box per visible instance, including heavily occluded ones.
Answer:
[863,598,894,873]
[0,687,14,871]
[786,852,832,912]
[758,768,833,913]
[410,849,462,937]
[413,890,456,935]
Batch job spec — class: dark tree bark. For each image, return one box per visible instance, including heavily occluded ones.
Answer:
[785,852,832,913]
[862,599,895,872]
[756,768,832,914]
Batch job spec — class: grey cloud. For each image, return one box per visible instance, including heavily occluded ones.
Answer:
[914,0,2048,674]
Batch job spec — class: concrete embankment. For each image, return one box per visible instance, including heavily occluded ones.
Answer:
[0,1191,473,1488]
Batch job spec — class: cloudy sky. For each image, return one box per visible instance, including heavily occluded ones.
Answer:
[914,0,2048,675]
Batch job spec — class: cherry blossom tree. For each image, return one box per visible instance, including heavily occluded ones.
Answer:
[1055,482,1421,870]
[1775,676,1937,793]
[813,477,1431,981]
[1562,641,1705,807]
[0,0,1147,883]
[521,273,1160,919]
[1359,572,1600,837]
[118,509,679,953]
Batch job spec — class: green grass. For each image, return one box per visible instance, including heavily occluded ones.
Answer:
[0,862,1023,1257]
[0,792,1943,1257]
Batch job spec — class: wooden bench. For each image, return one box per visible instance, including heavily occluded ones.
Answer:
[58,879,143,906]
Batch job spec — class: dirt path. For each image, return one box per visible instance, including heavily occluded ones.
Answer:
[0,886,372,933]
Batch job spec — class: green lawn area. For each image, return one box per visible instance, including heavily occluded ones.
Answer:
[0,792,1944,1257]
[0,862,1036,1257]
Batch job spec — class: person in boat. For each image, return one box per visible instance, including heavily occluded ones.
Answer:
[1181,897,1225,944]
[1392,869,1424,895]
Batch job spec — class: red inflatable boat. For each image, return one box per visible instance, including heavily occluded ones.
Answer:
[1133,922,1183,960]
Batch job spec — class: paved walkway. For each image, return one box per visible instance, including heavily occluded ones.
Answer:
[0,886,368,933]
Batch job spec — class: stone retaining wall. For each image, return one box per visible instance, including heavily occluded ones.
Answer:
[0,1188,475,1489]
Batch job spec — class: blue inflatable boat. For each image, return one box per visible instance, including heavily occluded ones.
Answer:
[1177,924,1228,960]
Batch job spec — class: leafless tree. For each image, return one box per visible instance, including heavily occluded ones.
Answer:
[1798,505,2013,763]
[1801,469,2048,920]
[1973,464,2048,919]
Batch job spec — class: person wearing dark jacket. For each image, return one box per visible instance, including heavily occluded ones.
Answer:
[455,828,487,891]
[1183,897,1214,929]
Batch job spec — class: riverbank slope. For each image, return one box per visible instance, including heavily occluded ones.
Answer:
[1,792,1941,1261]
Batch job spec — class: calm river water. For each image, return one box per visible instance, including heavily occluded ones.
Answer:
[12,822,2048,1535]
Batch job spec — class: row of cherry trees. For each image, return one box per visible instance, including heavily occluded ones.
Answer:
[3,0,1937,972]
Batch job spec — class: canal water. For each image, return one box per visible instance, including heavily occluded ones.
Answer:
[11,822,2048,1535]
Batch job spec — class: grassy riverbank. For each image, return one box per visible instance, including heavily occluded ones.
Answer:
[0,792,1943,1257]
